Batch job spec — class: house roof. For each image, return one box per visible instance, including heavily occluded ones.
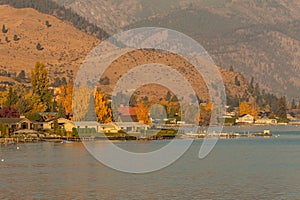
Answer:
[0,118,31,124]
[239,114,253,118]
[118,107,137,116]
[74,121,100,127]
[116,122,149,128]
[119,115,139,122]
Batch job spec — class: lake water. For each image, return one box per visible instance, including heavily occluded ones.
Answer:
[1,131,300,199]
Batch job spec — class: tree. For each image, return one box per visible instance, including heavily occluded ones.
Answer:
[58,103,66,118]
[5,37,10,43]
[36,43,44,50]
[166,91,171,102]
[234,76,240,86]
[0,122,9,138]
[250,101,259,120]
[13,35,20,41]
[99,76,110,85]
[2,24,8,33]
[170,95,178,102]
[16,97,32,115]
[239,101,251,116]
[4,87,18,107]
[57,83,73,116]
[94,89,112,123]
[31,62,52,112]
[72,85,93,121]
[61,77,67,85]
[0,106,20,118]
[136,101,151,124]
[276,97,287,119]
[291,99,297,109]
[4,85,31,114]
[17,70,26,80]
[25,112,43,122]
[53,117,61,135]
[45,20,52,28]
[129,95,137,107]
[249,77,254,93]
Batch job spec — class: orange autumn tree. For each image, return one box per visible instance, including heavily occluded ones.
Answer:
[199,102,213,125]
[136,101,151,124]
[94,89,112,123]
[249,100,260,120]
[239,101,251,116]
[57,83,73,115]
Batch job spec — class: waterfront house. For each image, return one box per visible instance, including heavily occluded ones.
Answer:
[74,121,101,132]
[236,114,254,124]
[43,118,75,132]
[115,122,149,133]
[289,119,300,125]
[99,122,120,133]
[0,117,33,133]
[255,117,277,125]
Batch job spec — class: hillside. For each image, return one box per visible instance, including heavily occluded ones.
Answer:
[48,0,300,99]
[0,5,100,82]
[96,49,251,103]
[0,5,252,103]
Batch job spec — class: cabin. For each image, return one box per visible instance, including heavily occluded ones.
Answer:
[236,114,254,124]
[0,117,33,133]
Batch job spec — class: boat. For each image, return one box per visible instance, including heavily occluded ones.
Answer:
[61,140,74,144]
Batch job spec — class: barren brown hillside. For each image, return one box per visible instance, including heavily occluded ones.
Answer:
[0,5,100,81]
[0,5,251,103]
[99,50,250,102]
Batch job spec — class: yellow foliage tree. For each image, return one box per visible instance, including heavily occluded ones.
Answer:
[199,102,213,125]
[136,101,151,124]
[239,101,251,116]
[94,89,112,123]
[72,85,93,121]
[31,62,52,112]
[0,91,7,107]
[57,83,73,115]
[250,101,260,120]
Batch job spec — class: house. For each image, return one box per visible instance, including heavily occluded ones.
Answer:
[255,117,277,125]
[236,114,254,124]
[117,107,138,122]
[43,118,75,132]
[74,121,101,132]
[115,122,149,133]
[39,112,58,122]
[0,117,33,133]
[99,122,120,133]
[289,119,300,125]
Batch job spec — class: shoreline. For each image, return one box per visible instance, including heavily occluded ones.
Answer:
[0,133,275,144]
[1,124,298,144]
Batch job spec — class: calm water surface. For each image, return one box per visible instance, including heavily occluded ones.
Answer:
[1,131,300,199]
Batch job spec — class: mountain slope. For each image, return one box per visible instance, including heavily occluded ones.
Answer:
[0,5,253,103]
[0,5,100,81]
[49,0,300,99]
